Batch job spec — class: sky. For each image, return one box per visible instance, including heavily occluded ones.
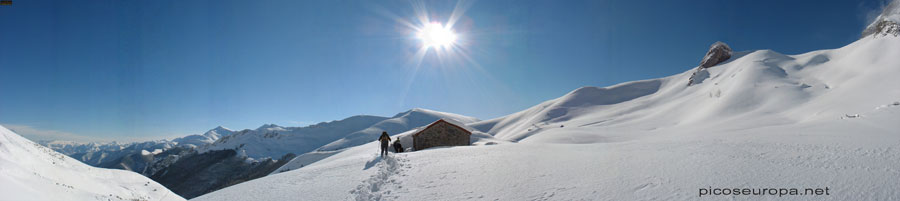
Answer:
[0,0,890,142]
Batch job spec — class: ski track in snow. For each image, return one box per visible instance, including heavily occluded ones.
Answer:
[351,154,411,201]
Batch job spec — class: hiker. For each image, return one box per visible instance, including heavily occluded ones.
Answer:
[392,137,404,153]
[378,131,391,157]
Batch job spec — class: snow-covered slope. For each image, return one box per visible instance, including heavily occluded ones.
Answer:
[41,126,232,174]
[0,125,185,201]
[863,0,900,37]
[199,109,478,161]
[198,115,388,160]
[173,126,235,148]
[195,33,900,200]
[316,108,480,151]
[472,36,900,144]
[271,109,481,173]
[38,139,178,174]
[39,140,125,156]
[272,117,505,174]
[196,116,900,201]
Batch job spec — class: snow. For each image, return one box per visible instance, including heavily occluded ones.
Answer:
[272,112,483,174]
[472,36,900,144]
[198,121,900,201]
[195,35,900,200]
[0,125,185,201]
[197,115,388,160]
[39,140,125,156]
[876,0,900,25]
[173,126,235,148]
[316,108,480,151]
[863,0,900,37]
[141,149,164,156]
[196,109,477,163]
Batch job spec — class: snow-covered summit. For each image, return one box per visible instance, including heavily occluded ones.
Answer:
[316,108,480,151]
[0,125,185,201]
[268,110,482,173]
[699,41,733,68]
[391,108,479,122]
[863,0,900,37]
[197,34,900,201]
[198,109,478,160]
[171,125,235,148]
[256,124,285,131]
[38,140,125,155]
[198,115,389,159]
[205,126,234,137]
[470,34,900,145]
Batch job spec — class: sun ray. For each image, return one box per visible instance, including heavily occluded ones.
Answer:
[445,0,474,29]
[382,0,517,107]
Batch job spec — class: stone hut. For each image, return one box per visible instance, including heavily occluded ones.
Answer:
[412,119,472,151]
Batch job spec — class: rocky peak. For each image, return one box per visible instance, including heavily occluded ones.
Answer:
[862,0,900,38]
[865,20,900,38]
[699,41,733,68]
[689,41,733,86]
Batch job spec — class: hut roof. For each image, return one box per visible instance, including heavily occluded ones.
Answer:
[412,119,473,137]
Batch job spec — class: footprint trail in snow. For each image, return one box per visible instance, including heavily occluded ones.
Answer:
[351,154,412,201]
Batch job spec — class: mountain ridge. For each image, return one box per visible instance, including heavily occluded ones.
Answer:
[0,125,185,201]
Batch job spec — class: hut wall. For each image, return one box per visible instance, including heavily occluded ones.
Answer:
[414,121,469,150]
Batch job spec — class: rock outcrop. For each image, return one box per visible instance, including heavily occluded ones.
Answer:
[689,41,733,86]
[864,20,900,38]
[699,41,733,68]
[862,0,900,38]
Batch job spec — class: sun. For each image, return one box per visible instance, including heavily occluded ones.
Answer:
[417,22,457,48]
[398,1,476,68]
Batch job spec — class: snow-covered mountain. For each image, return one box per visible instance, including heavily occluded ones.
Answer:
[198,109,478,160]
[31,111,476,199]
[25,4,900,200]
[471,35,900,145]
[40,126,235,163]
[863,0,900,37]
[0,125,185,201]
[316,108,480,151]
[38,126,232,175]
[145,147,296,199]
[36,139,178,175]
[272,117,504,174]
[267,108,480,173]
[173,126,235,148]
[39,140,125,156]
[197,115,389,160]
[115,109,475,199]
[194,20,900,201]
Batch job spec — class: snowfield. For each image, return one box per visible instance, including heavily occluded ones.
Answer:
[0,125,185,201]
[271,109,482,173]
[195,118,900,201]
[5,5,899,200]
[198,109,478,162]
[194,34,900,200]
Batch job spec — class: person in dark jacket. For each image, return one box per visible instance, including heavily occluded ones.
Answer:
[378,131,391,157]
[392,137,403,153]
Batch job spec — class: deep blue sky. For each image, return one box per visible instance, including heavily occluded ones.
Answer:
[0,0,888,142]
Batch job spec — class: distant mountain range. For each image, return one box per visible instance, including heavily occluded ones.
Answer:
[23,2,900,199]
[38,108,478,199]
[1,125,184,201]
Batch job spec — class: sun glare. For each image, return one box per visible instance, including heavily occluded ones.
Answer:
[417,22,457,48]
[398,1,477,69]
